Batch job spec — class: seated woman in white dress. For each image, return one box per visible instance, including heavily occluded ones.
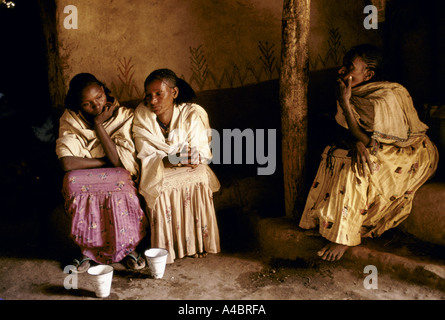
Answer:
[133,68,221,264]
[56,73,148,272]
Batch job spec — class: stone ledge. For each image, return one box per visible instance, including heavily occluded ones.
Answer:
[400,182,445,247]
[255,217,445,290]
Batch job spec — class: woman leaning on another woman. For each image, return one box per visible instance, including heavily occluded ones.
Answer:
[56,73,148,272]
[132,68,221,264]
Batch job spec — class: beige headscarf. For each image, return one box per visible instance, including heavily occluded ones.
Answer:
[56,100,139,177]
[335,81,429,147]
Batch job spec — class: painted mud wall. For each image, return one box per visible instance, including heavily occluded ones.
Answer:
[1,0,442,246]
[56,0,382,102]
[0,0,383,227]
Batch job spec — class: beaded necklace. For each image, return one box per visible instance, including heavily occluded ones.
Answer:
[156,116,170,138]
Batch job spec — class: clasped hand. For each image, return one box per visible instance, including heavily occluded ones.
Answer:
[164,148,201,169]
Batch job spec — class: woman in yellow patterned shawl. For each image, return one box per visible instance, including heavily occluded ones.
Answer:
[299,44,439,261]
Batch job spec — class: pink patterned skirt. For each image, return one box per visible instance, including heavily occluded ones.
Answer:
[62,167,148,264]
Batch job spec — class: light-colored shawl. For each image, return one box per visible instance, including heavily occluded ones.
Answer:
[133,102,220,209]
[56,100,139,177]
[335,81,429,146]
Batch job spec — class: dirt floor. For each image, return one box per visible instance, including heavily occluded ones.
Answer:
[0,204,444,320]
[1,243,444,302]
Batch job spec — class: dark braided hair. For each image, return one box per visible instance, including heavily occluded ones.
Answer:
[144,68,196,104]
[65,73,114,112]
[343,44,384,81]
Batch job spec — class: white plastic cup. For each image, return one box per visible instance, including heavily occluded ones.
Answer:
[144,248,168,279]
[87,265,113,298]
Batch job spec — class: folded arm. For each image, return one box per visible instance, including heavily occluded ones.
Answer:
[59,156,107,171]
[93,103,123,168]
[58,104,124,172]
[336,77,373,176]
[337,77,371,146]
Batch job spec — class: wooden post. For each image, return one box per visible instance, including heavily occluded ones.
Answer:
[38,0,67,112]
[279,0,310,218]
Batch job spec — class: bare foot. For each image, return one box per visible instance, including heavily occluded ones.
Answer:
[72,255,92,273]
[190,252,208,258]
[317,242,349,261]
[125,251,146,270]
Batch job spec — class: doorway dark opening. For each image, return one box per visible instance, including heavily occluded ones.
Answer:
[0,1,62,246]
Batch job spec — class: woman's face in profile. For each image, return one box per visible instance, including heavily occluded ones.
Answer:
[144,79,178,116]
[79,84,107,117]
[337,56,372,87]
